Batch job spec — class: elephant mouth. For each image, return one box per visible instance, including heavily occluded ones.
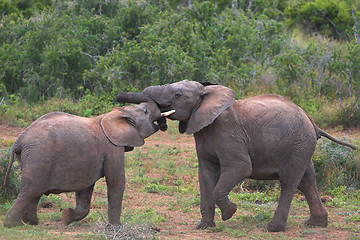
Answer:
[152,121,162,131]
[153,119,167,132]
[154,110,175,131]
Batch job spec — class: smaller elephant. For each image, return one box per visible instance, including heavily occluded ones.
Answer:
[2,101,174,228]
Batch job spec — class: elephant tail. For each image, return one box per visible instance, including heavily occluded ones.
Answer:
[317,128,357,150]
[2,147,16,189]
[304,110,357,150]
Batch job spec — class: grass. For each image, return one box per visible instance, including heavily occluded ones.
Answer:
[0,120,359,239]
[0,139,15,148]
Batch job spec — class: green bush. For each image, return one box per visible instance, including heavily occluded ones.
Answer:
[0,0,160,102]
[0,0,51,18]
[313,139,360,191]
[339,102,360,128]
[0,89,121,127]
[285,0,360,40]
[0,148,20,204]
[1,0,360,127]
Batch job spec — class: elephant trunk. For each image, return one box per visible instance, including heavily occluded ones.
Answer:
[116,92,152,104]
[116,91,171,132]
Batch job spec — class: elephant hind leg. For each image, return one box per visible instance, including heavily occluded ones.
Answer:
[4,198,25,228]
[22,195,42,225]
[61,184,94,225]
[267,160,309,232]
[4,191,41,228]
[298,163,328,227]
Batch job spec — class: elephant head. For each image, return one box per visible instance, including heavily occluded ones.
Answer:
[116,80,235,134]
[101,102,160,147]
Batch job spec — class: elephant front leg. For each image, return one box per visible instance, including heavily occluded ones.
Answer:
[62,184,94,225]
[212,154,252,222]
[104,154,126,226]
[106,174,125,225]
[266,183,298,232]
[196,157,220,229]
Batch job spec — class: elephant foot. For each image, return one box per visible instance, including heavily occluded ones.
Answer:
[4,215,23,228]
[266,220,286,232]
[22,216,38,225]
[221,202,237,221]
[62,207,89,225]
[62,207,90,226]
[61,208,74,225]
[196,220,216,229]
[22,211,39,225]
[305,214,328,228]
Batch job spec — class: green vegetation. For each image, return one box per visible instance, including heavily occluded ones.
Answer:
[0,0,360,239]
[1,0,360,127]
[285,0,360,40]
[313,139,360,190]
[0,148,19,205]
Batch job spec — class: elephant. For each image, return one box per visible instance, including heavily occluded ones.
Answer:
[115,80,357,232]
[2,100,174,228]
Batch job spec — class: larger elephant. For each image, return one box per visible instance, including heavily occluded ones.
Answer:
[3,100,174,228]
[116,80,356,232]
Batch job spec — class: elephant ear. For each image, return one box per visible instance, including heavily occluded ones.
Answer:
[101,108,145,147]
[185,85,235,134]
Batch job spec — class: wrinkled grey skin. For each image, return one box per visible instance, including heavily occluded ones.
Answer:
[116,80,356,232]
[3,102,162,228]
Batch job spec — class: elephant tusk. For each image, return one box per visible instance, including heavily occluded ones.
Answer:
[161,110,175,117]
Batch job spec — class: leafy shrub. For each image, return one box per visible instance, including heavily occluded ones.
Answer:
[313,139,360,190]
[339,102,360,128]
[285,0,360,40]
[0,148,20,203]
[1,0,360,127]
[0,0,51,18]
[0,89,121,127]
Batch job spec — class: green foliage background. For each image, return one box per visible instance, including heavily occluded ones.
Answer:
[0,0,360,127]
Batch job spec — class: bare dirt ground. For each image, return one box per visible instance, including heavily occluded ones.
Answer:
[0,124,359,239]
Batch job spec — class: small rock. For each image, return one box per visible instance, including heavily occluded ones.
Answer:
[151,227,161,232]
[41,201,53,208]
[321,195,333,203]
[299,196,333,203]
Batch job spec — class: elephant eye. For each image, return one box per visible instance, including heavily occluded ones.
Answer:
[174,92,182,98]
[144,109,149,114]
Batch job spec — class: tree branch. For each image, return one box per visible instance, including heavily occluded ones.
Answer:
[352,8,360,45]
